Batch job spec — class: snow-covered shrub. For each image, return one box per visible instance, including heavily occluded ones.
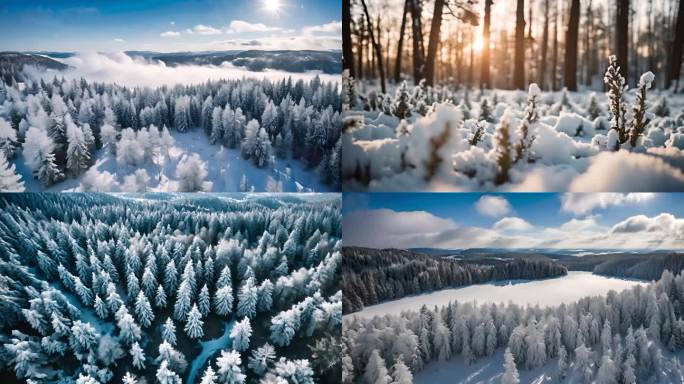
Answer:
[175,154,210,192]
[122,169,150,192]
[78,168,120,192]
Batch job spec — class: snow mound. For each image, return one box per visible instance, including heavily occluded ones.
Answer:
[569,151,684,191]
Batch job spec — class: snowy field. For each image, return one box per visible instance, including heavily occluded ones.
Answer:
[343,76,684,191]
[346,272,647,319]
[12,129,330,192]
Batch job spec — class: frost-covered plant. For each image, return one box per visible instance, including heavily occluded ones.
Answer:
[479,97,494,123]
[587,92,601,120]
[515,84,539,163]
[423,122,452,182]
[628,72,655,147]
[653,95,670,117]
[493,118,514,186]
[469,121,485,146]
[392,81,412,120]
[413,79,429,116]
[604,55,628,148]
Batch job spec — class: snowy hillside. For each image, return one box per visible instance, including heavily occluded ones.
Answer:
[342,64,684,191]
[0,193,341,383]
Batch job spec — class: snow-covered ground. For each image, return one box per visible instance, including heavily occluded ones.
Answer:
[346,272,647,319]
[413,346,684,384]
[13,129,330,192]
[343,81,684,191]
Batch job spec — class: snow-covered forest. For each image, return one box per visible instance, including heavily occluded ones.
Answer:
[0,193,342,383]
[0,63,341,192]
[342,247,568,313]
[343,269,684,383]
[341,0,684,191]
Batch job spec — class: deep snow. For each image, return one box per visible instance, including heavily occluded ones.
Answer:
[343,85,684,191]
[346,272,647,319]
[13,129,330,192]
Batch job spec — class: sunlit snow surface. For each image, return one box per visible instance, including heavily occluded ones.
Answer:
[343,86,684,191]
[14,129,331,192]
[346,272,647,319]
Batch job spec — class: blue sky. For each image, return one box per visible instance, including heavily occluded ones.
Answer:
[343,193,684,250]
[0,0,341,51]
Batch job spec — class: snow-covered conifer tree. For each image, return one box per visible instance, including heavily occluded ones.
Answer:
[248,343,276,376]
[501,348,519,384]
[216,350,246,384]
[184,304,204,339]
[230,317,252,352]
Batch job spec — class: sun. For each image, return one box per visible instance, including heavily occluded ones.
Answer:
[263,0,282,13]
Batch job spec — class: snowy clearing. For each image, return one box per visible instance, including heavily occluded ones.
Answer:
[13,129,330,192]
[346,272,647,319]
[343,79,684,191]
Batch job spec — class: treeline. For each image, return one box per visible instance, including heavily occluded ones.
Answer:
[343,270,684,383]
[562,252,684,281]
[342,247,567,313]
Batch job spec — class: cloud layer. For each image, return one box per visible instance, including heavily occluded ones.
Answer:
[32,52,340,88]
[561,193,656,215]
[343,208,684,250]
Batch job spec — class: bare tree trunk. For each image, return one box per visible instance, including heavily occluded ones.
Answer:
[616,0,629,79]
[469,27,474,87]
[409,0,426,84]
[342,0,354,77]
[481,0,493,88]
[425,0,445,86]
[668,0,684,89]
[584,1,593,86]
[564,0,580,91]
[360,0,386,93]
[514,0,526,89]
[394,0,410,83]
[357,17,365,79]
[552,2,558,90]
[539,0,549,89]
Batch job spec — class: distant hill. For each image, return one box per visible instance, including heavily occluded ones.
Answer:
[410,247,684,281]
[126,50,341,74]
[0,52,68,82]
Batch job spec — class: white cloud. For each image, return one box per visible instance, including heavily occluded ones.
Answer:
[302,21,341,35]
[160,31,181,38]
[475,195,512,217]
[561,193,656,215]
[31,52,339,88]
[192,24,222,35]
[170,21,175,25]
[227,20,282,34]
[113,38,125,43]
[343,208,684,251]
[493,217,533,231]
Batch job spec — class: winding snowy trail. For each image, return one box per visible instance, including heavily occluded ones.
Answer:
[346,272,647,319]
[187,320,236,384]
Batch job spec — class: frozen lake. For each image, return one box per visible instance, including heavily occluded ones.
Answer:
[346,271,648,319]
